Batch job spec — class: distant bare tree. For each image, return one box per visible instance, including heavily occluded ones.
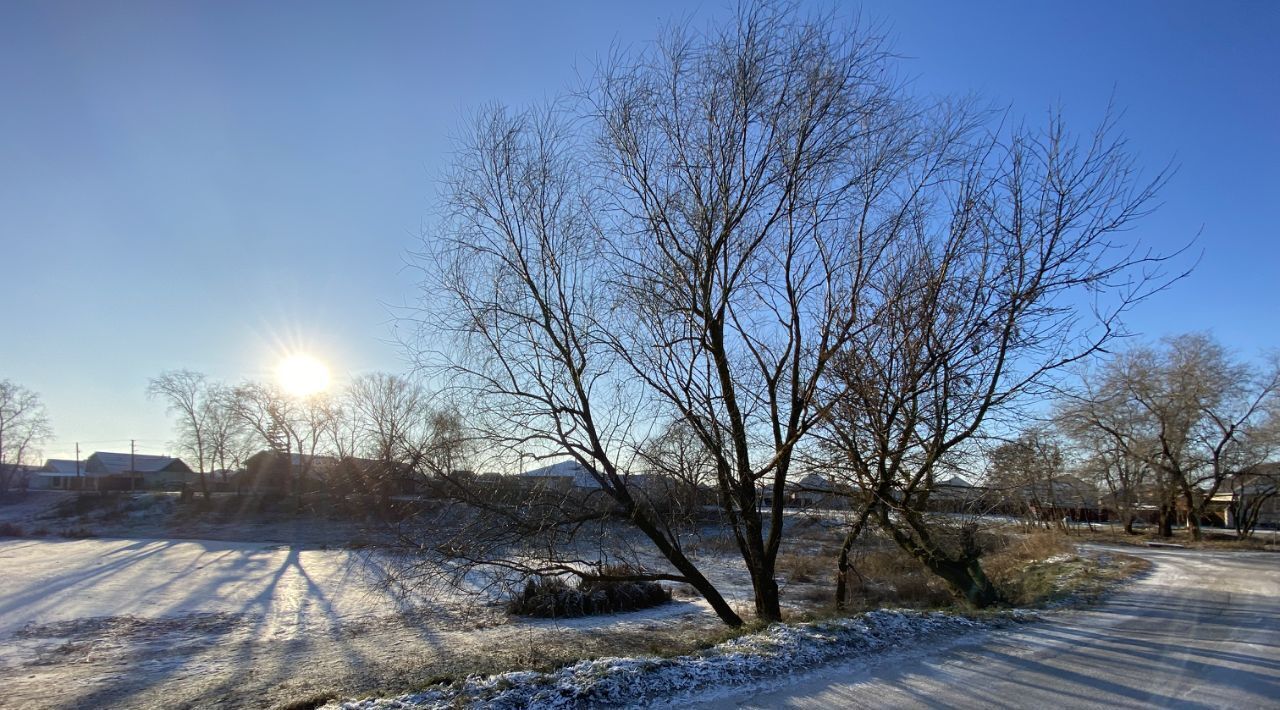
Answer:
[229,382,333,504]
[633,419,718,524]
[1065,334,1280,539]
[343,372,447,507]
[1230,462,1279,539]
[0,380,52,494]
[1057,393,1151,534]
[148,370,218,499]
[204,383,254,486]
[985,429,1070,529]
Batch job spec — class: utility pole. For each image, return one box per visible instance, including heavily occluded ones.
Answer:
[131,439,136,491]
[75,442,80,491]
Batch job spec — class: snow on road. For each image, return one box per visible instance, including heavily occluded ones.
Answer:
[700,546,1280,709]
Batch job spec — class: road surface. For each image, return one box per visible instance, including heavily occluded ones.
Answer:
[703,546,1280,709]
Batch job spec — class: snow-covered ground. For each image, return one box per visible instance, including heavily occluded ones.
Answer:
[0,536,731,708]
[329,610,1031,710]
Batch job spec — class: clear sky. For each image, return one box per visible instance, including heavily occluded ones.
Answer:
[1,1,1276,459]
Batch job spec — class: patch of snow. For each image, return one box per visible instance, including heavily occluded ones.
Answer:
[330,609,1030,709]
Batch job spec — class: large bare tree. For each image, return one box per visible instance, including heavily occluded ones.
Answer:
[0,380,52,494]
[416,4,927,625]
[819,108,1174,607]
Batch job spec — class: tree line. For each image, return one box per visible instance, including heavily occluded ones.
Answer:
[146,370,461,507]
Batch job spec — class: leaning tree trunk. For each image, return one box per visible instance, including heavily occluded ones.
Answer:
[876,508,1004,608]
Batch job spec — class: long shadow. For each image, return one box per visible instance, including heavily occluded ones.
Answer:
[0,539,179,625]
[61,544,299,709]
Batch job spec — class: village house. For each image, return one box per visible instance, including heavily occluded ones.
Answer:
[29,452,194,491]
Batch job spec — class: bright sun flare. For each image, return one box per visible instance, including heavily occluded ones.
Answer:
[276,354,331,397]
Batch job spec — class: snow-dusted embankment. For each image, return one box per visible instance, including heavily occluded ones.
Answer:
[333,609,1032,709]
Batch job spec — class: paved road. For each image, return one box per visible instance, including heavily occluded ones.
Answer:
[703,547,1280,709]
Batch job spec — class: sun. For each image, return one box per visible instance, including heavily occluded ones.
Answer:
[276,353,331,397]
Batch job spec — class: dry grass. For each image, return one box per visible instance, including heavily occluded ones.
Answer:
[836,543,955,611]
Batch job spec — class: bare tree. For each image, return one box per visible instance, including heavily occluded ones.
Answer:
[1064,334,1280,539]
[415,3,923,626]
[342,372,445,508]
[1057,393,1151,534]
[229,382,333,505]
[633,419,718,524]
[0,380,52,494]
[204,383,255,486]
[985,429,1071,529]
[1229,462,1279,538]
[820,106,1174,607]
[148,370,218,499]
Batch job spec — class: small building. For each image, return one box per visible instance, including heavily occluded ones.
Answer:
[786,472,849,509]
[1222,464,1280,531]
[27,459,86,490]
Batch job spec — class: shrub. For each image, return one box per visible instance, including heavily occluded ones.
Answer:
[507,565,672,618]
[776,551,830,584]
[0,522,22,537]
[58,527,97,539]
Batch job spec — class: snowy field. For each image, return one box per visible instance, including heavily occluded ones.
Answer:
[0,537,728,709]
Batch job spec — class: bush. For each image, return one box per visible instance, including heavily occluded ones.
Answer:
[58,527,97,539]
[507,565,672,618]
[0,522,22,537]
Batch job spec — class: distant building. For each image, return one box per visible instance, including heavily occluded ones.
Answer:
[1218,463,1280,530]
[517,459,603,490]
[29,452,193,491]
[786,472,848,509]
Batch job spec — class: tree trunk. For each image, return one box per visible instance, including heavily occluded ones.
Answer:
[1182,490,1203,541]
[835,502,874,610]
[1158,504,1174,537]
[625,501,745,627]
[876,509,1005,608]
[753,574,782,623]
[924,555,1003,608]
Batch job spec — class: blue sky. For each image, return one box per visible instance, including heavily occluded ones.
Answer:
[1,1,1276,459]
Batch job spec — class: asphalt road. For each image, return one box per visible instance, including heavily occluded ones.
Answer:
[703,546,1280,709]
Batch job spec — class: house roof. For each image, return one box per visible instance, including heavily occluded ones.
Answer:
[520,459,602,488]
[43,459,85,475]
[791,472,838,492]
[937,475,972,488]
[85,451,190,474]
